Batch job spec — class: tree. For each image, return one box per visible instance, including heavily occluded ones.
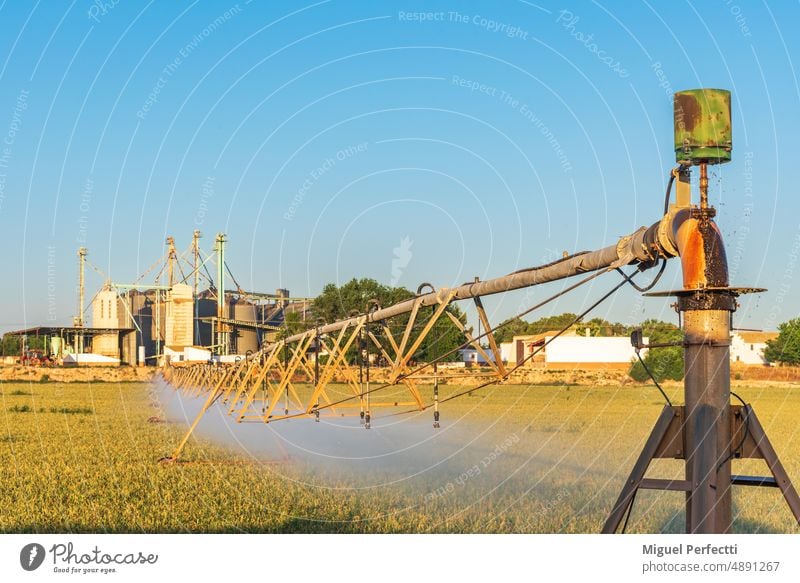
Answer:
[313,278,411,325]
[311,278,466,363]
[764,318,800,365]
[493,317,531,344]
[628,319,684,382]
[584,317,628,337]
[1,334,46,356]
[494,313,580,343]
[1,334,21,356]
[282,310,307,336]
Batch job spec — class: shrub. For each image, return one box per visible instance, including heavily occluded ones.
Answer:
[629,346,684,382]
[9,404,33,413]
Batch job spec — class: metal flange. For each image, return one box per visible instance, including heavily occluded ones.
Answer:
[643,286,766,311]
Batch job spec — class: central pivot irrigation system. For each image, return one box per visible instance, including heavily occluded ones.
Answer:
[162,89,800,534]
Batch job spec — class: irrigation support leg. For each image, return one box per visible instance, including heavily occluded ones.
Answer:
[742,405,800,524]
[164,385,224,462]
[602,406,676,534]
[474,296,506,376]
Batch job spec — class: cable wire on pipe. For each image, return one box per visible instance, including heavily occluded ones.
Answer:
[385,273,633,417]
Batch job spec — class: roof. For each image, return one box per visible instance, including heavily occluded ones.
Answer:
[197,316,280,331]
[5,326,135,336]
[735,331,778,344]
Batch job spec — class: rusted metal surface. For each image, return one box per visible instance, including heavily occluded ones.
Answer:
[669,173,736,532]
[670,209,730,291]
[652,406,685,459]
[674,89,732,165]
[683,309,732,533]
[602,406,677,534]
[699,163,709,209]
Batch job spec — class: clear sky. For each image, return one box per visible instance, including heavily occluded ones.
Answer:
[1,0,798,334]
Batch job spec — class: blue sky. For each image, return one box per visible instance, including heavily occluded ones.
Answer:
[1,0,798,334]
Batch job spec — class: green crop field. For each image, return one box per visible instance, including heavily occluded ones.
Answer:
[0,379,798,533]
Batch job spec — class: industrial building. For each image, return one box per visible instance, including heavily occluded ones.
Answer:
[4,233,312,366]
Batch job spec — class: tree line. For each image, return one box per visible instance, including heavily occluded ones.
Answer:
[4,276,797,376]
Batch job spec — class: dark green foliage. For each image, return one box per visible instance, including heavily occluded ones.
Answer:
[628,319,684,382]
[8,404,93,415]
[49,406,93,415]
[1,334,47,356]
[764,318,800,365]
[311,278,466,362]
[1,335,20,355]
[494,313,579,344]
[629,347,684,382]
[282,311,307,336]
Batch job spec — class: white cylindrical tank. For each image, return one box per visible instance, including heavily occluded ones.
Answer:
[232,299,258,354]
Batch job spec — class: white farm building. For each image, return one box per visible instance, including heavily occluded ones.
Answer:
[499,331,647,369]
[496,328,778,369]
[730,330,777,365]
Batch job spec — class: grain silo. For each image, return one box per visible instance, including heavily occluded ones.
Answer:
[91,285,119,357]
[195,289,217,347]
[127,289,155,359]
[231,297,259,354]
[165,283,193,348]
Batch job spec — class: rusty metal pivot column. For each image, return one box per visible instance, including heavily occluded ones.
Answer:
[680,291,734,533]
[673,89,734,533]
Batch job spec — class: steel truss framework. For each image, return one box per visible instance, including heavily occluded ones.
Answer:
[162,287,508,460]
[159,159,800,535]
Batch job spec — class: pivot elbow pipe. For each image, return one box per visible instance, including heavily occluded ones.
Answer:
[669,209,730,289]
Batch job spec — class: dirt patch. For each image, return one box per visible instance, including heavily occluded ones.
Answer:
[0,365,156,383]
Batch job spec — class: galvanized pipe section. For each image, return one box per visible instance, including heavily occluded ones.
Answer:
[682,309,732,533]
[273,223,663,348]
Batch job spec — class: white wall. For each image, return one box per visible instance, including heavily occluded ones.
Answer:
[92,288,118,327]
[544,336,646,364]
[730,335,768,365]
[459,348,495,364]
[92,287,120,357]
[184,346,212,362]
[500,342,514,364]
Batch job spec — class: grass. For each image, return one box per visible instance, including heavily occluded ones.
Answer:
[0,379,798,533]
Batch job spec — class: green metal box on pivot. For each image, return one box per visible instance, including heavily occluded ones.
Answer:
[674,88,732,165]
